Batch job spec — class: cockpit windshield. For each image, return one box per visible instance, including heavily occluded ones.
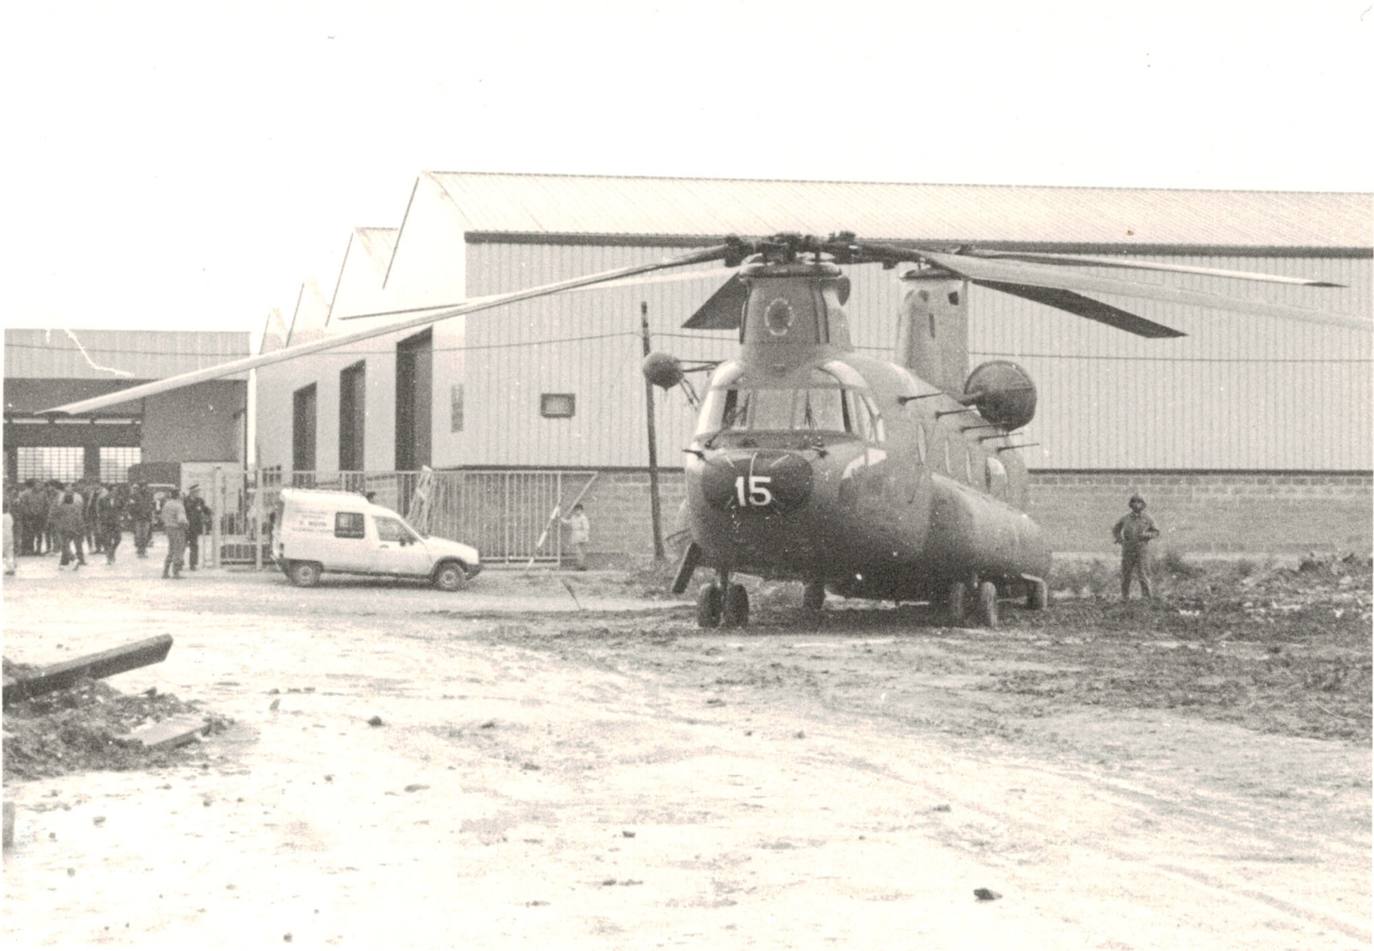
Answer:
[694,363,883,441]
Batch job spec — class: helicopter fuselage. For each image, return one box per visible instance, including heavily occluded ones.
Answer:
[679,259,1050,604]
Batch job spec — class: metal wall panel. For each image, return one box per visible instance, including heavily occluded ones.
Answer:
[460,244,1370,471]
[430,172,1373,247]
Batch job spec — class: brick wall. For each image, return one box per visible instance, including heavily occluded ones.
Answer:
[573,470,690,562]
[570,469,1373,560]
[1028,471,1373,555]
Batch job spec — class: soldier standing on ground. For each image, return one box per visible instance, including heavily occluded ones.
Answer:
[160,489,189,579]
[1112,494,1160,601]
[560,502,591,571]
[184,484,212,571]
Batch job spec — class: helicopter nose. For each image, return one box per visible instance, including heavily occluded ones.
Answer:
[699,450,813,513]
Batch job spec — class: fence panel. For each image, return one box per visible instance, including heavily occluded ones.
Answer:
[222,468,595,565]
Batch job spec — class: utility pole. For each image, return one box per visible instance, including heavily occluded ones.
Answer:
[641,302,665,560]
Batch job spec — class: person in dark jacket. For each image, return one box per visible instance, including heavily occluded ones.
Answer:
[82,481,102,554]
[17,480,45,556]
[129,482,155,558]
[184,484,212,571]
[53,485,87,569]
[96,484,124,564]
[44,482,63,556]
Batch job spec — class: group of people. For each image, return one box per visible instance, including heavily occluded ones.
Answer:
[1,479,212,579]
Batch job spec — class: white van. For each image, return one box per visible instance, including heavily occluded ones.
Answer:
[271,488,481,591]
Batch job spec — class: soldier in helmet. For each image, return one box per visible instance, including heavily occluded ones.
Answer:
[1112,494,1160,600]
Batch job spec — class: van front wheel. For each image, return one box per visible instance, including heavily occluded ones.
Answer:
[287,561,323,588]
[433,561,468,592]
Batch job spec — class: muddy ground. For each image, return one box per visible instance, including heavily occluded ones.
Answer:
[2,547,1370,949]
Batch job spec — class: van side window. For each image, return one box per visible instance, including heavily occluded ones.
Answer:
[335,512,365,539]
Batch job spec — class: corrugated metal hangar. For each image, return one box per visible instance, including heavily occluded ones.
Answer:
[254,173,1372,555]
[3,330,249,484]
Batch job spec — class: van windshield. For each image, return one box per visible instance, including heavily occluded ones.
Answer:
[375,516,419,544]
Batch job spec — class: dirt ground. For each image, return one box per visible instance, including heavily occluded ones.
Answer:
[2,545,1370,950]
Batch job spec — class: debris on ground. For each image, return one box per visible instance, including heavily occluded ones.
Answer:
[472,558,1371,746]
[3,635,174,708]
[974,888,1002,901]
[1,666,232,782]
[991,560,1372,741]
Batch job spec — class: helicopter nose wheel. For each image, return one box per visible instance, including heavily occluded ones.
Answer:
[696,582,723,628]
[697,570,750,629]
[722,583,750,628]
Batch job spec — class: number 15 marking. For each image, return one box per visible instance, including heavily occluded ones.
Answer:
[734,474,773,507]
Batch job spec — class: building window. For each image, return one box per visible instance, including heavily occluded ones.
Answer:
[450,384,464,433]
[540,393,576,418]
[334,512,365,539]
[339,361,366,471]
[99,447,141,482]
[293,384,317,473]
[17,447,84,482]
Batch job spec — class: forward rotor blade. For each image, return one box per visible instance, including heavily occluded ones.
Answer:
[333,266,742,322]
[970,280,1185,338]
[40,244,732,415]
[963,250,1345,287]
[914,250,1371,333]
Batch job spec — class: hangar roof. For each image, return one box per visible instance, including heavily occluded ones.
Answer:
[3,329,250,380]
[424,171,1372,250]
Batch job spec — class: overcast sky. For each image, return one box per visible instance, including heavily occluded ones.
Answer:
[2,0,1370,345]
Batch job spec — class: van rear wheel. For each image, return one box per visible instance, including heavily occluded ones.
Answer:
[288,561,322,588]
[433,561,468,592]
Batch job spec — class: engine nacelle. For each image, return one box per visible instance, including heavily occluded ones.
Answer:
[642,351,684,389]
[963,360,1037,431]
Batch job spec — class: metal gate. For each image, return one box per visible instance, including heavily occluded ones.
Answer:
[215,468,596,566]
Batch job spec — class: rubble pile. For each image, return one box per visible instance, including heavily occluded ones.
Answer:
[2,664,231,782]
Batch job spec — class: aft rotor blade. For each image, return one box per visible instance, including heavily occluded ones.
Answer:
[40,244,732,415]
[970,280,1185,338]
[914,250,1371,333]
[683,274,750,329]
[963,250,1345,287]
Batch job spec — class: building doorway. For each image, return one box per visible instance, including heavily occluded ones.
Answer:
[292,384,317,472]
[395,330,432,470]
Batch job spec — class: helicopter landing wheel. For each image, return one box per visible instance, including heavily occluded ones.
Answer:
[1026,578,1049,611]
[696,582,723,628]
[722,583,750,628]
[803,581,826,612]
[975,580,1000,628]
[946,580,969,626]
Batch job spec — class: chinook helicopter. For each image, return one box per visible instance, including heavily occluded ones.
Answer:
[40,231,1360,628]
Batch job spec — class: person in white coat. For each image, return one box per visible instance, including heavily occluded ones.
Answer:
[560,503,590,571]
